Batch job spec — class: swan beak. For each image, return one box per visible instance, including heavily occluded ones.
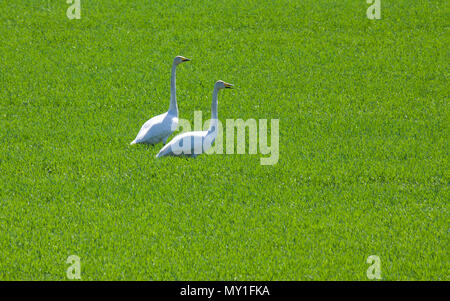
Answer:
[224,82,233,89]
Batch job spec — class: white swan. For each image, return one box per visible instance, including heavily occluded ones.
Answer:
[130,55,190,145]
[156,80,233,158]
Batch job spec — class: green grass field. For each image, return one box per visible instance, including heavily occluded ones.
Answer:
[0,0,448,280]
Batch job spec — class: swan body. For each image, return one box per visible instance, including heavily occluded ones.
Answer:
[130,112,178,145]
[155,128,215,158]
[156,80,233,158]
[130,55,190,145]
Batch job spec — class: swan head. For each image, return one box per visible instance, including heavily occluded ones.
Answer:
[174,56,191,65]
[215,80,233,90]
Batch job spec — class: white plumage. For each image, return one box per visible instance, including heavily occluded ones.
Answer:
[130,55,190,145]
[156,80,233,158]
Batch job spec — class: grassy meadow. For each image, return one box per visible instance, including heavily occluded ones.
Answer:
[0,0,448,280]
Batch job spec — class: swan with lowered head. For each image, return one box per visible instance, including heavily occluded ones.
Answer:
[156,80,233,158]
[130,55,190,145]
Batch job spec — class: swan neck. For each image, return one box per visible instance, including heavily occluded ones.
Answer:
[168,63,178,116]
[208,87,219,133]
